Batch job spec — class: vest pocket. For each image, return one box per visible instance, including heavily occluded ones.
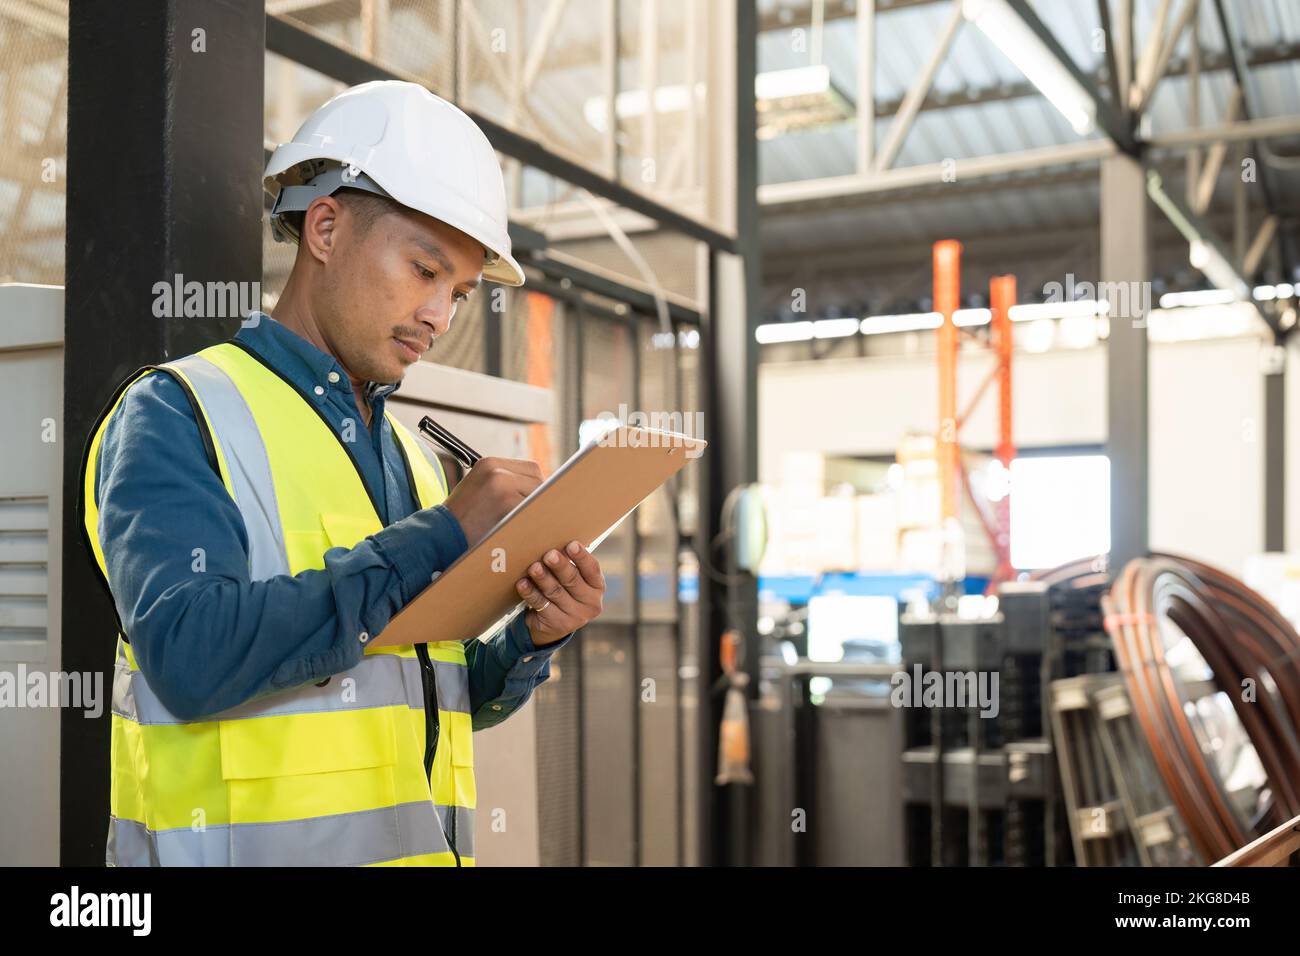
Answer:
[450,715,474,768]
[219,707,398,780]
[321,512,381,550]
[283,513,380,574]
[447,710,476,814]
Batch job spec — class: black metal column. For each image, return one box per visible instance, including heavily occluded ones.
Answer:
[700,0,760,867]
[1101,153,1150,569]
[484,293,504,377]
[62,0,264,865]
[1264,343,1286,551]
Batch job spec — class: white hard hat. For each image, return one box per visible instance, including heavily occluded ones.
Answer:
[264,80,524,287]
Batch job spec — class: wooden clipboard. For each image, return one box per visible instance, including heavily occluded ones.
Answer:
[372,425,707,647]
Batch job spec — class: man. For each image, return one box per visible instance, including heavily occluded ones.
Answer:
[81,80,604,867]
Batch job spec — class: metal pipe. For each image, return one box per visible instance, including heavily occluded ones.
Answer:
[991,274,1015,582]
[934,240,961,526]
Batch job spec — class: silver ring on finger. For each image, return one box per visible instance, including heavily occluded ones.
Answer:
[536,599,551,613]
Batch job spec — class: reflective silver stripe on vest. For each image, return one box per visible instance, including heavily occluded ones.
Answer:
[163,354,290,581]
[107,801,452,867]
[437,805,476,858]
[112,643,471,724]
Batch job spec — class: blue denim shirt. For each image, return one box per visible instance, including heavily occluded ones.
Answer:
[91,312,569,728]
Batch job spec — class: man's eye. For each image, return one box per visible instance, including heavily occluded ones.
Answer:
[453,290,470,303]
[415,264,436,280]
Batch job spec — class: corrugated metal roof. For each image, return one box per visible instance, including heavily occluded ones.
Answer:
[758,0,1300,191]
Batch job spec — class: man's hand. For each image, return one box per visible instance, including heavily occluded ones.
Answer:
[516,540,604,646]
[442,457,543,547]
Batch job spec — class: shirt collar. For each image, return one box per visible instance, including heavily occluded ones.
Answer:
[235,312,404,401]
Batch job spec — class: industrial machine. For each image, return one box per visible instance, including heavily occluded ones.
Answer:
[0,283,64,865]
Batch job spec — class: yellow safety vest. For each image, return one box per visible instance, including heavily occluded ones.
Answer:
[82,340,475,866]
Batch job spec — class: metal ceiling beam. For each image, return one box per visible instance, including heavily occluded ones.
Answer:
[1150,109,1300,150]
[521,250,704,326]
[1131,0,1173,110]
[873,0,963,171]
[1190,87,1241,215]
[1096,0,1122,115]
[762,139,1116,208]
[1131,0,1198,118]
[856,0,875,172]
[1114,0,1134,112]
[1213,0,1266,120]
[521,0,571,90]
[759,0,953,32]
[1212,0,1290,279]
[760,162,1227,235]
[1004,0,1138,154]
[760,106,1300,211]
[263,14,738,253]
[1243,215,1280,277]
[868,40,1300,123]
[759,207,1231,288]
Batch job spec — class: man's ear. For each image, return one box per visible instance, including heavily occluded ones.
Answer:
[301,196,342,264]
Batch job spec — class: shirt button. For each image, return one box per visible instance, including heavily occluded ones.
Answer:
[313,385,325,396]
[521,655,534,663]
[328,371,340,384]
[358,631,369,644]
[491,704,503,711]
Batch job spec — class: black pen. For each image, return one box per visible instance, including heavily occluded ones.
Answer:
[417,415,482,470]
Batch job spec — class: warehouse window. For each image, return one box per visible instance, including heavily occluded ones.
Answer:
[1010,455,1110,570]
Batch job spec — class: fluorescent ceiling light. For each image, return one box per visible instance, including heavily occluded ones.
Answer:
[756,321,814,344]
[755,64,852,138]
[1253,283,1294,302]
[586,65,850,139]
[583,83,701,133]
[812,317,861,338]
[860,312,943,335]
[1008,299,1109,321]
[962,0,1096,135]
[1158,289,1237,309]
[756,64,833,101]
[954,308,992,326]
[758,298,1213,346]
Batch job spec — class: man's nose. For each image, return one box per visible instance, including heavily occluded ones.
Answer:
[415,301,452,338]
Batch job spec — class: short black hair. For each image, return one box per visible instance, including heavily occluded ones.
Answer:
[279,187,403,241]
[335,187,404,234]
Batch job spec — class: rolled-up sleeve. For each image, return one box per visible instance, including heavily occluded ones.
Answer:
[94,372,470,720]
